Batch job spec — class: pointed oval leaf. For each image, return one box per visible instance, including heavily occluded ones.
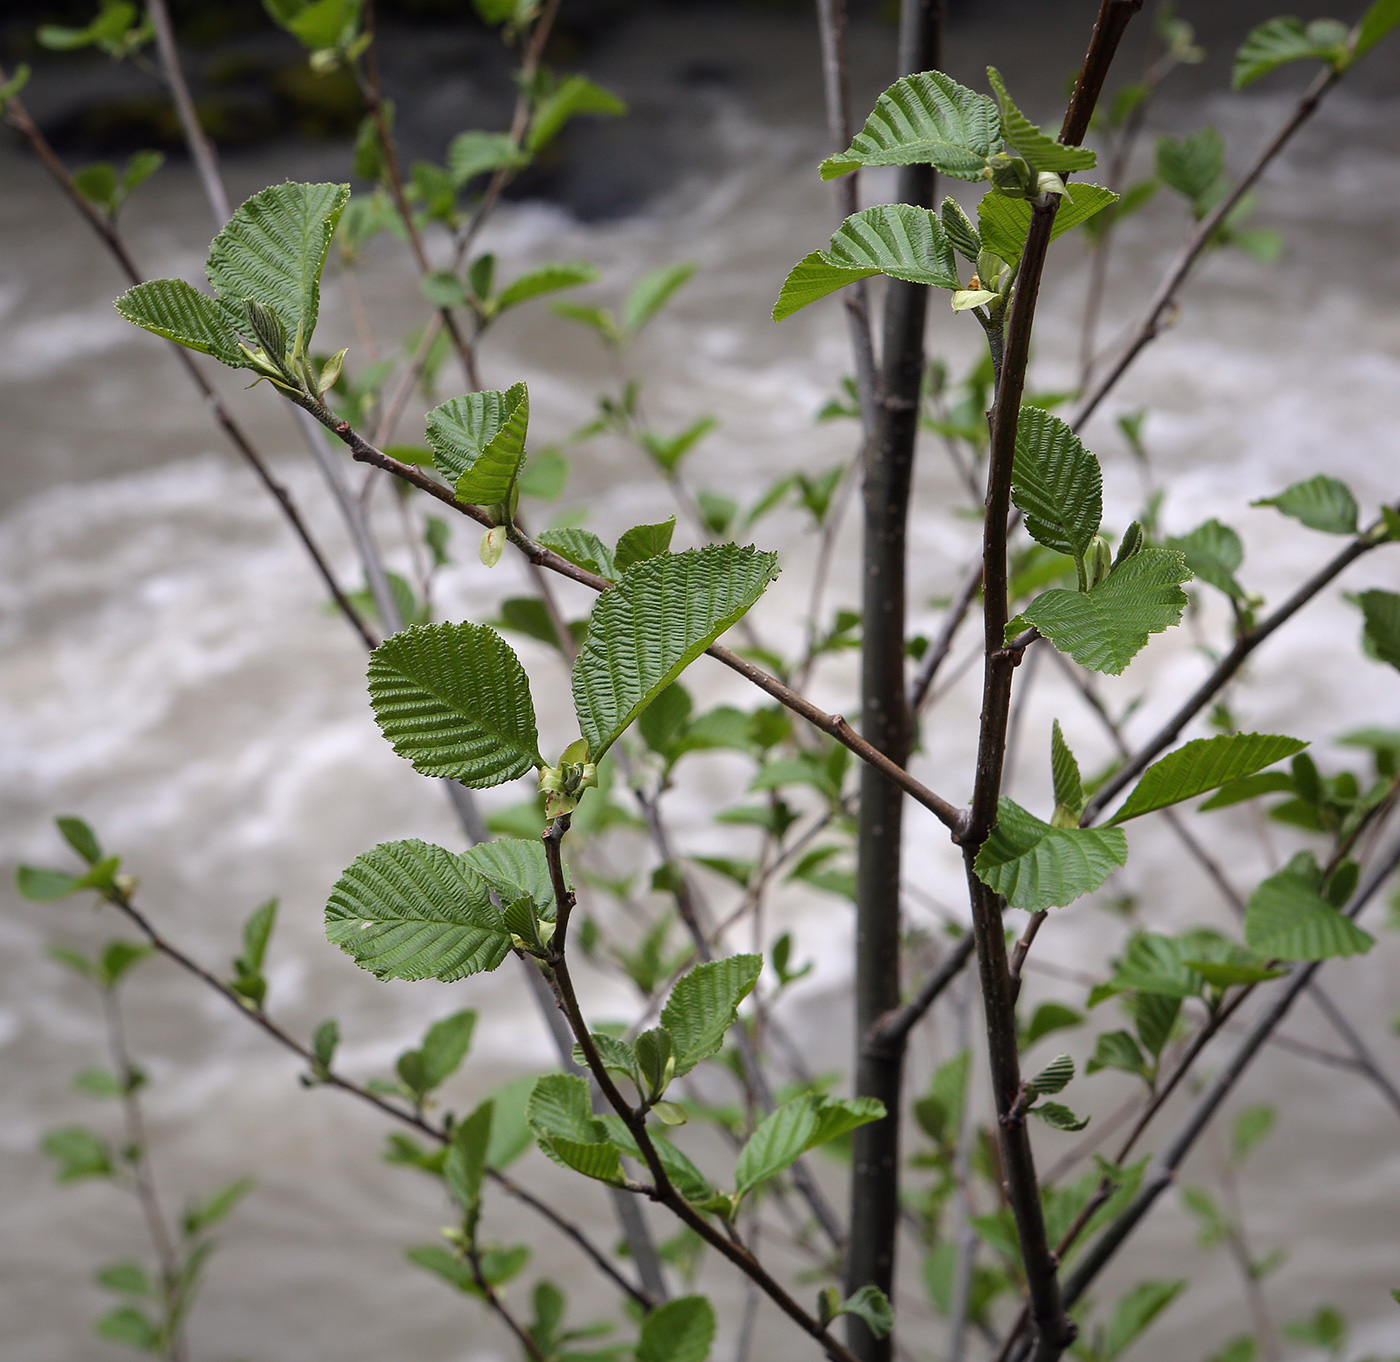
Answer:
[205,182,349,351]
[368,622,541,786]
[426,381,530,506]
[1357,589,1400,669]
[496,261,599,313]
[1051,720,1084,817]
[1245,868,1374,961]
[1168,518,1245,599]
[1011,547,1191,675]
[447,130,528,186]
[460,838,560,915]
[978,182,1118,267]
[1233,17,1348,88]
[1108,732,1307,824]
[1253,475,1358,535]
[986,68,1096,173]
[636,1296,716,1362]
[1012,406,1103,562]
[1155,129,1225,205]
[774,205,960,320]
[615,517,677,573]
[974,798,1127,910]
[536,526,617,581]
[114,279,250,367]
[1355,0,1400,58]
[325,839,511,982]
[735,1095,821,1195]
[571,545,779,759]
[820,70,1000,181]
[1029,1053,1075,1095]
[661,953,763,1076]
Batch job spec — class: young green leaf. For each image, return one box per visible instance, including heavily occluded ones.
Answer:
[325,839,512,982]
[1253,474,1358,535]
[96,1262,152,1296]
[368,622,541,785]
[1100,1280,1186,1360]
[526,1073,625,1184]
[1245,864,1374,960]
[734,1094,883,1196]
[1354,0,1400,58]
[820,70,1001,181]
[1357,589,1400,669]
[526,75,626,154]
[182,1177,252,1236]
[55,815,102,865]
[986,67,1097,173]
[660,953,763,1076]
[615,517,677,572]
[43,1126,115,1182]
[536,526,617,581]
[114,278,250,367]
[1107,733,1307,825]
[446,130,528,186]
[1023,1002,1083,1049]
[1011,406,1103,566]
[973,798,1128,911]
[624,262,696,335]
[460,838,560,916]
[571,545,779,759]
[397,1009,477,1102]
[1168,518,1246,599]
[1233,17,1351,89]
[1086,1029,1150,1080]
[16,865,83,901]
[426,381,530,506]
[206,181,349,356]
[231,897,277,1007]
[1051,720,1084,819]
[445,1099,492,1217]
[830,1286,894,1340]
[1030,1101,1089,1131]
[496,262,599,314]
[1028,1053,1075,1095]
[774,205,960,320]
[977,182,1118,267]
[940,196,982,261]
[636,1295,716,1362]
[1155,128,1225,206]
[95,1307,161,1350]
[1009,547,1191,675]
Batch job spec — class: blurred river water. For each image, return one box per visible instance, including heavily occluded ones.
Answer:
[3,4,1400,1360]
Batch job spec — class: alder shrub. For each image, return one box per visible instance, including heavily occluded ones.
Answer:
[9,1,1400,1360]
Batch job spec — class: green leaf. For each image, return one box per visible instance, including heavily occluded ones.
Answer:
[97,940,150,987]
[94,1307,161,1351]
[986,67,1096,173]
[1051,720,1084,818]
[1253,474,1358,534]
[205,182,349,357]
[636,1296,716,1362]
[571,545,779,759]
[325,839,511,982]
[1110,932,1206,998]
[1086,1030,1149,1080]
[517,446,568,500]
[1129,992,1181,1059]
[624,263,696,335]
[973,798,1127,911]
[734,1094,882,1196]
[1023,1001,1083,1048]
[1010,547,1191,675]
[615,517,677,573]
[234,897,277,976]
[16,865,83,901]
[0,64,30,104]
[1101,1280,1185,1360]
[526,75,626,154]
[497,262,599,313]
[398,1009,477,1102]
[73,162,119,213]
[445,1100,492,1215]
[1233,17,1351,88]
[461,838,560,916]
[832,1286,894,1340]
[266,0,361,48]
[1155,128,1224,205]
[1198,770,1295,811]
[820,70,1001,181]
[527,1074,624,1185]
[1168,518,1245,599]
[312,1018,339,1072]
[661,953,763,1076]
[1357,589,1400,669]
[1011,406,1102,564]
[1354,0,1400,58]
[1028,1053,1074,1095]
[182,1177,252,1235]
[115,278,249,368]
[96,1262,152,1296]
[43,1126,114,1182]
[485,1074,538,1168]
[537,527,617,581]
[368,622,541,786]
[977,182,1118,267]
[774,205,960,321]
[426,381,530,506]
[406,1243,473,1293]
[940,197,982,260]
[642,418,715,474]
[1245,865,1374,961]
[447,130,527,186]
[1232,1103,1276,1160]
[1107,733,1307,825]
[1030,1101,1089,1131]
[638,682,693,757]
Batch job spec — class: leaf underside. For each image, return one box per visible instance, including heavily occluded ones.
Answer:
[571,545,779,758]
